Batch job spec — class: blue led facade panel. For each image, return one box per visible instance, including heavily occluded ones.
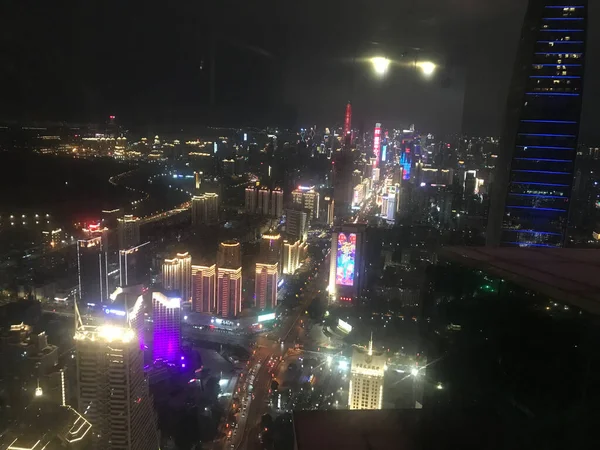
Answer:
[487,1,586,248]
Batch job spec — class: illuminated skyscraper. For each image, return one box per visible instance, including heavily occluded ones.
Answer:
[328,224,366,304]
[118,242,150,287]
[255,263,278,310]
[217,241,242,318]
[381,195,389,219]
[343,102,352,144]
[152,292,181,363]
[117,215,140,250]
[77,236,109,305]
[245,187,257,213]
[291,186,320,220]
[372,123,382,166]
[281,239,307,275]
[75,324,159,450]
[192,264,216,313]
[349,335,385,410]
[324,196,335,226]
[285,208,308,242]
[105,287,146,349]
[162,252,192,303]
[217,267,242,318]
[258,187,271,215]
[386,189,397,222]
[271,188,284,218]
[487,1,587,248]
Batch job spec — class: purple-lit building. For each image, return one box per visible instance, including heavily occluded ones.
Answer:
[152,291,181,363]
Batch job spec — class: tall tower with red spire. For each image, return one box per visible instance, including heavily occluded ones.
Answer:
[343,102,352,144]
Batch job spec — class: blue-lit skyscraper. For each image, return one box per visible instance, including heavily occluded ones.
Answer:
[487,1,586,247]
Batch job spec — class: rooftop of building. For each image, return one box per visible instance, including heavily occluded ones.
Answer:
[0,396,92,450]
[440,246,600,315]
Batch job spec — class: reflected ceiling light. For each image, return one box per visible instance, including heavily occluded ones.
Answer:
[418,61,436,76]
[371,57,390,76]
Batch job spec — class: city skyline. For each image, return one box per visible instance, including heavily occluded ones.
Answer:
[2,1,600,449]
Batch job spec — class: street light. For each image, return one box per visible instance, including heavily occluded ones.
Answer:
[410,367,419,377]
[371,57,390,76]
[417,61,436,77]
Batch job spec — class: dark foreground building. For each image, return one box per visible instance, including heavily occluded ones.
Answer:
[295,247,600,449]
[487,1,587,247]
[423,247,600,448]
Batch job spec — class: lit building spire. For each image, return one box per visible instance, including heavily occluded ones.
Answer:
[368,332,373,356]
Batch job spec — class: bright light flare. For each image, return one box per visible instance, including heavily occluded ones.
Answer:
[418,61,436,76]
[410,367,420,377]
[371,57,390,76]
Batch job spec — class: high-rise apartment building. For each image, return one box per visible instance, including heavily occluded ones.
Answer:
[291,186,320,220]
[75,324,159,450]
[328,224,366,304]
[487,1,587,247]
[217,241,242,318]
[255,263,278,310]
[285,209,308,242]
[217,240,242,269]
[205,192,219,224]
[217,267,242,318]
[281,239,308,275]
[192,264,216,313]
[271,188,284,218]
[152,292,181,363]
[191,194,207,225]
[162,252,192,303]
[117,215,140,250]
[349,335,385,410]
[192,193,220,225]
[260,233,282,267]
[245,187,257,213]
[258,187,270,215]
[77,236,109,305]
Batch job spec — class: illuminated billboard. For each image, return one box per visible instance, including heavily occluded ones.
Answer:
[336,233,356,286]
[337,318,352,334]
[258,312,276,322]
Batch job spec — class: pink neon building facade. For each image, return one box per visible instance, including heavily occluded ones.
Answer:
[152,292,181,362]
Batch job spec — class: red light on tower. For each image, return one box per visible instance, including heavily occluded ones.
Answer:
[343,102,352,138]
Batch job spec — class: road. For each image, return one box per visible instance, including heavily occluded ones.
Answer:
[216,252,329,450]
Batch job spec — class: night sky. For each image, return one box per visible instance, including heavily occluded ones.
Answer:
[2,0,599,138]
